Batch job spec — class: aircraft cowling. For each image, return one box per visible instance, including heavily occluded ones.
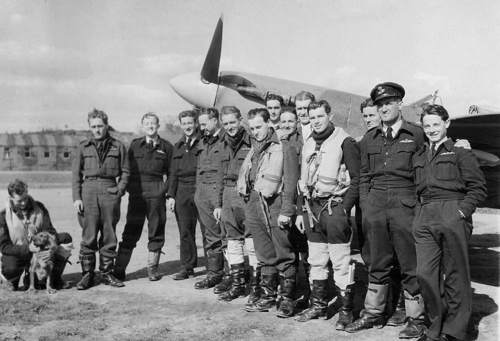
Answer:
[170,72,219,108]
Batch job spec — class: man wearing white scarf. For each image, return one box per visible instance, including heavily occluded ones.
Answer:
[0,179,72,290]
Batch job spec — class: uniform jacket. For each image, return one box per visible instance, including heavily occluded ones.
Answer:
[413,138,487,218]
[196,129,224,185]
[166,134,200,198]
[127,136,173,195]
[72,135,129,201]
[359,120,425,203]
[214,129,252,208]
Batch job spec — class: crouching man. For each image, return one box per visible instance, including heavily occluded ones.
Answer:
[0,179,72,290]
[295,100,360,330]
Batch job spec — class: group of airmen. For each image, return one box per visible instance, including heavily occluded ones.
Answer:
[0,81,487,341]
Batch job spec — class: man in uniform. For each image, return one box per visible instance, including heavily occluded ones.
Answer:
[193,107,226,290]
[413,104,486,341]
[72,109,129,290]
[167,110,202,280]
[345,83,426,338]
[114,113,173,282]
[0,179,72,291]
[360,97,408,327]
[213,106,256,302]
[237,108,300,317]
[295,100,360,331]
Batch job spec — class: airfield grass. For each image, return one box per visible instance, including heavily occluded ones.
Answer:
[0,172,498,341]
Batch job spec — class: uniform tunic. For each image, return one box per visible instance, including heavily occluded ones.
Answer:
[194,130,224,258]
[72,135,129,264]
[413,138,486,340]
[359,121,424,295]
[167,134,202,272]
[120,136,173,252]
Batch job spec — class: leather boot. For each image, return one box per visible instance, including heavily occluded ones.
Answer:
[295,279,328,322]
[345,283,388,333]
[245,266,263,309]
[399,293,426,339]
[113,246,133,281]
[194,252,224,289]
[100,254,125,288]
[76,254,96,290]
[214,273,232,294]
[219,263,247,301]
[295,261,311,309]
[276,276,296,318]
[172,268,194,280]
[335,284,355,330]
[147,250,162,281]
[52,254,71,289]
[387,286,407,326]
[245,272,278,312]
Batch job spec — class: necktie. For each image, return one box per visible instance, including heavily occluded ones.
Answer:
[431,143,436,156]
[386,127,393,141]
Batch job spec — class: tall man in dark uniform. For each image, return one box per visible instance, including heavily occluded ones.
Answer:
[345,83,426,338]
[114,113,173,282]
[193,107,225,289]
[72,109,129,290]
[167,110,202,280]
[413,105,486,341]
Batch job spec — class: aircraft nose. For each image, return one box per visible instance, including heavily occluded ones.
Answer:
[170,72,218,108]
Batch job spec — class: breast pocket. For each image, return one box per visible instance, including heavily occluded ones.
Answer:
[83,150,98,171]
[434,155,459,180]
[367,145,382,170]
[153,151,168,170]
[394,142,416,171]
[104,149,120,173]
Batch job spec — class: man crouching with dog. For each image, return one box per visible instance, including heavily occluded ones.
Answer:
[0,179,73,291]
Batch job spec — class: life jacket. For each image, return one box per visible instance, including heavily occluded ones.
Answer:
[4,198,46,246]
[299,127,351,198]
[237,140,284,198]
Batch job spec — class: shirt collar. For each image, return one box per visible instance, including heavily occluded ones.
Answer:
[382,119,403,136]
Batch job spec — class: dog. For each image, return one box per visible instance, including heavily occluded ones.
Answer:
[29,231,58,294]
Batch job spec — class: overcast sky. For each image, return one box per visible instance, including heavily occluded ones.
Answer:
[1,0,499,132]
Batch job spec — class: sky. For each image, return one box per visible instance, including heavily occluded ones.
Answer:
[1,0,499,132]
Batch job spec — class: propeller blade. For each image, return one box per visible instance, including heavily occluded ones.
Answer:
[201,16,223,84]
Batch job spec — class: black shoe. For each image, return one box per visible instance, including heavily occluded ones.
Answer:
[245,273,277,312]
[172,269,194,280]
[295,304,327,322]
[101,272,125,288]
[276,297,295,318]
[335,286,355,330]
[245,296,276,312]
[345,315,386,333]
[213,274,232,294]
[194,275,222,289]
[295,279,328,322]
[399,318,426,339]
[387,308,407,326]
[76,272,95,290]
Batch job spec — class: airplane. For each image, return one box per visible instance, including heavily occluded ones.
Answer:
[169,17,500,208]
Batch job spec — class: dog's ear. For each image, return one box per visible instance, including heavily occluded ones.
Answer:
[47,233,57,249]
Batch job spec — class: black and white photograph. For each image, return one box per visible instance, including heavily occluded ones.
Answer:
[0,1,498,340]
